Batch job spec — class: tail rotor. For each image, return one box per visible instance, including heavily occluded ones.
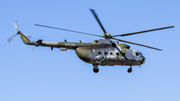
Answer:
[7,20,19,43]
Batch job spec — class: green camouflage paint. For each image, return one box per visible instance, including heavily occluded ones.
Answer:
[75,47,90,62]
[18,31,30,44]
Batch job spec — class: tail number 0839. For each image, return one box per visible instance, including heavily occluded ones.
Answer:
[65,43,75,46]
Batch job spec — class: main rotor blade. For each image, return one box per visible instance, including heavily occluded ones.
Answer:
[113,26,174,37]
[112,37,162,51]
[34,24,103,37]
[90,9,107,34]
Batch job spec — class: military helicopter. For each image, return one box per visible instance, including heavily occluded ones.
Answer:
[8,9,174,73]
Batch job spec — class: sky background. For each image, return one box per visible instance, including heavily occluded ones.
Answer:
[1,0,180,101]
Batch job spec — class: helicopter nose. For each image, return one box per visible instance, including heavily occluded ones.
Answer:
[141,57,145,64]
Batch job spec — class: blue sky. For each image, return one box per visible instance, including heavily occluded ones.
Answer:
[1,0,180,101]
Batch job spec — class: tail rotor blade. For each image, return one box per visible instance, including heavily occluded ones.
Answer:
[7,34,17,43]
[13,20,19,31]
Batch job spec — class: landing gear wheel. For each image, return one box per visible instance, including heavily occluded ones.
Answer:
[127,67,132,73]
[93,68,99,73]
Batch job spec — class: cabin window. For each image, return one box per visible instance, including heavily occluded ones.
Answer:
[116,52,119,56]
[122,53,125,56]
[105,52,108,55]
[110,52,113,55]
[98,52,101,54]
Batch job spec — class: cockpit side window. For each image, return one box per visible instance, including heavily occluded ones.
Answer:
[94,40,98,43]
[92,40,99,44]
[136,52,140,58]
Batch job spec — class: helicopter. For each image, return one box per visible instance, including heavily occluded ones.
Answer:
[8,9,174,73]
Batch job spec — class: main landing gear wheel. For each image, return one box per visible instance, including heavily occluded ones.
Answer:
[93,68,99,73]
[127,66,132,73]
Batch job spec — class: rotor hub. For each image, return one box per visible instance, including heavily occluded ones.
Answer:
[103,34,113,39]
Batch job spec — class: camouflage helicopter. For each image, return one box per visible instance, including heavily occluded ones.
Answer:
[8,9,174,73]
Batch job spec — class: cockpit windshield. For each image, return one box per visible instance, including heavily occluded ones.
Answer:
[140,52,144,58]
[136,52,140,58]
[135,52,144,58]
[133,50,144,58]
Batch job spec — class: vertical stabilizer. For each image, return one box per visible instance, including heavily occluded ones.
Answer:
[18,31,30,44]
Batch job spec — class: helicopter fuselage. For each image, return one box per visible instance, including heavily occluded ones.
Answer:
[75,39,145,66]
[19,30,145,67]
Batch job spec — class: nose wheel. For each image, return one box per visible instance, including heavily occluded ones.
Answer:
[93,68,99,73]
[127,66,132,73]
[92,64,99,73]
